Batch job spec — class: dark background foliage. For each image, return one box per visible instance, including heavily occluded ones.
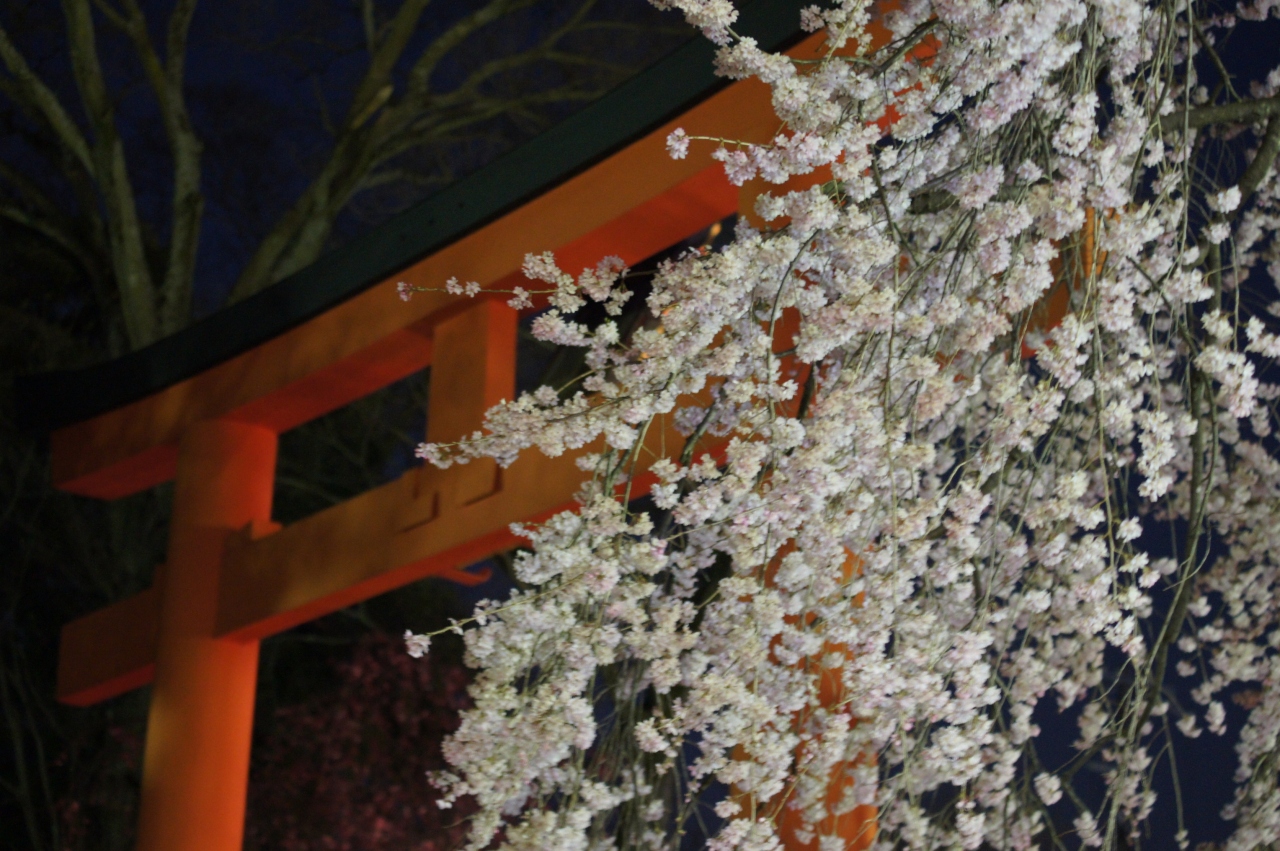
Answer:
[244,632,475,851]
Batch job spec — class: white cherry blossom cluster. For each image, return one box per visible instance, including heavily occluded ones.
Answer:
[407,0,1280,848]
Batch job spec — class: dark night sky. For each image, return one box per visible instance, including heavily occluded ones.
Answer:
[0,0,685,319]
[174,0,683,312]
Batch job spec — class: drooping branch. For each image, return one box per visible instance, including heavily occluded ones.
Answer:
[1191,21,1239,102]
[1237,113,1280,205]
[1127,367,1210,768]
[1186,113,1280,266]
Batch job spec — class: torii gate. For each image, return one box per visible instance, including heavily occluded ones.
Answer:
[18,3,891,848]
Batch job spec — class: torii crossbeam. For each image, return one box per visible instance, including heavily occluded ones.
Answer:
[14,4,854,849]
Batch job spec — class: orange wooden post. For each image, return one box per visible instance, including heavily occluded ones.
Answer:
[772,550,877,851]
[135,420,276,851]
[400,298,517,530]
[427,299,516,508]
[737,182,879,846]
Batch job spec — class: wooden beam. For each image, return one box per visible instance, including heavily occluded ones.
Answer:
[57,430,670,702]
[55,399,728,703]
[215,440,588,641]
[57,586,159,706]
[49,73,779,498]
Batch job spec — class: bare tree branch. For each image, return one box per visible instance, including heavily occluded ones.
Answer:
[1186,114,1280,267]
[0,79,107,259]
[108,0,204,336]
[0,159,62,220]
[0,141,109,299]
[1161,93,1280,132]
[227,123,381,299]
[1238,114,1280,205]
[357,167,451,191]
[0,200,99,278]
[382,0,605,158]
[344,0,432,130]
[0,24,94,175]
[87,0,131,33]
[217,0,670,304]
[402,0,534,106]
[360,0,377,55]
[384,80,616,162]
[229,0,435,301]
[61,0,158,346]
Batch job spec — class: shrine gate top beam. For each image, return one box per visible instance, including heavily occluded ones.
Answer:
[16,0,806,501]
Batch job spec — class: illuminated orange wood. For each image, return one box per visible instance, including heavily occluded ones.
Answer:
[56,409,710,697]
[1020,207,1105,358]
[215,437,586,641]
[49,28,870,500]
[135,420,276,851]
[765,549,877,851]
[49,88,781,498]
[423,299,516,511]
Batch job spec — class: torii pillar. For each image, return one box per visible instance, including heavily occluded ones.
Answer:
[125,298,518,851]
[136,420,275,851]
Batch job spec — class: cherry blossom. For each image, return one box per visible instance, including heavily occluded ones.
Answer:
[405,0,1280,848]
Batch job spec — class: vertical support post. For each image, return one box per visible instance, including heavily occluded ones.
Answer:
[428,299,517,508]
[402,299,516,526]
[135,420,277,851]
[763,551,877,851]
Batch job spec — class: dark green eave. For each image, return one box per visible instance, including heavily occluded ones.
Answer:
[15,0,804,435]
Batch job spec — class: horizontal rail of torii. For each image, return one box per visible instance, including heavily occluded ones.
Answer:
[30,17,900,851]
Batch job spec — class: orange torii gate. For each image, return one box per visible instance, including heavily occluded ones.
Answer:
[16,4,893,849]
